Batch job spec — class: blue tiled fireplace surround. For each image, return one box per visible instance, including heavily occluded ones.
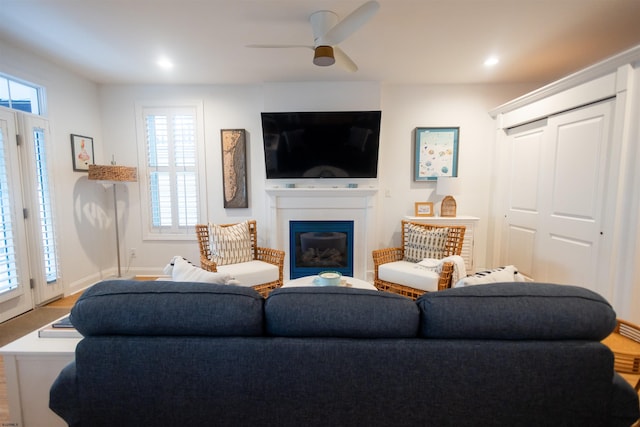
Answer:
[289,220,354,279]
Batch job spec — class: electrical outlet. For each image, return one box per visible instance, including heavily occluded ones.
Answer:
[130,248,136,258]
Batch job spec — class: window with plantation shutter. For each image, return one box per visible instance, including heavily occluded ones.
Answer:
[138,104,205,239]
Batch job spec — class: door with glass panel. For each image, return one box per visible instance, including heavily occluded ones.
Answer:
[0,109,34,322]
[19,114,61,304]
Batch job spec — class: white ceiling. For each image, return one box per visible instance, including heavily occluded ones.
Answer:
[1,0,640,86]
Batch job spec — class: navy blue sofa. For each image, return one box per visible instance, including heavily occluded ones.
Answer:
[50,280,640,427]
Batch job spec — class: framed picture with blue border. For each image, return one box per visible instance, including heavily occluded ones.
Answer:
[414,127,459,181]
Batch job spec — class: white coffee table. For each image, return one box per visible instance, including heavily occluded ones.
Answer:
[283,275,377,290]
[0,317,80,427]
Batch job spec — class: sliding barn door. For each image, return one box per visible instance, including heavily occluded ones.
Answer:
[501,99,614,294]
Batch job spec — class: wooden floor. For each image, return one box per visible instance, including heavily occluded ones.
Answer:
[0,292,80,424]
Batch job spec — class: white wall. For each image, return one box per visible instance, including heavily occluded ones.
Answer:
[376,83,536,268]
[1,37,538,294]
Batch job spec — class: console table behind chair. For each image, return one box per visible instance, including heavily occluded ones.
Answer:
[196,220,284,297]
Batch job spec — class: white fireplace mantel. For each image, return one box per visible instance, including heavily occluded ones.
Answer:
[266,187,378,281]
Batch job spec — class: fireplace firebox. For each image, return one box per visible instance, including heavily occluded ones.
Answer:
[289,220,354,279]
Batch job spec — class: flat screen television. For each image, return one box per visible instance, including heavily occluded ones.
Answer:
[261,110,381,179]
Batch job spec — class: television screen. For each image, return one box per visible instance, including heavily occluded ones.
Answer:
[261,110,381,179]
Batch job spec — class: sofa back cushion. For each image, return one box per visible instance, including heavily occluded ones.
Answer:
[71,280,264,337]
[265,287,419,338]
[417,282,616,340]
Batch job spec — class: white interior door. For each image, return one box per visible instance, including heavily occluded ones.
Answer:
[501,120,547,278]
[537,100,614,294]
[500,100,614,293]
[0,109,34,322]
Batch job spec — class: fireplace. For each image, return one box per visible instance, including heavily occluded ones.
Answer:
[289,220,354,279]
[266,187,378,281]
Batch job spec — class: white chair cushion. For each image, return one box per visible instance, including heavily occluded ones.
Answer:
[378,260,440,292]
[217,260,279,287]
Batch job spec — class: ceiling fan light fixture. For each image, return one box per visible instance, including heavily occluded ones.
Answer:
[313,46,335,66]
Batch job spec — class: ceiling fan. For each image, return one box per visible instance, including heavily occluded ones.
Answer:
[247,1,380,72]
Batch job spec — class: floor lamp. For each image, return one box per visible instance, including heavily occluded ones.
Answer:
[88,164,138,277]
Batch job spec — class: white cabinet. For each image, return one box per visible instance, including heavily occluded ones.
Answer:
[405,215,479,274]
[0,323,79,427]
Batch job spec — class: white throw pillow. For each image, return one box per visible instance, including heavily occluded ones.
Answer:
[454,265,523,287]
[171,256,238,285]
[209,221,253,266]
[404,225,449,263]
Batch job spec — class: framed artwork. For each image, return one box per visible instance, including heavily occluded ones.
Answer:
[70,134,95,172]
[414,202,434,217]
[414,127,459,181]
[220,129,248,208]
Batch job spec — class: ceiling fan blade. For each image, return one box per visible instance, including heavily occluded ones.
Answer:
[334,46,358,72]
[323,1,380,45]
[246,44,314,50]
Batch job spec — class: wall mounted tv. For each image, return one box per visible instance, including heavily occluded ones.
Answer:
[261,110,381,179]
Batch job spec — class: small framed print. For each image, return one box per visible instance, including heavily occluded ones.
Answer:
[70,134,94,172]
[414,202,434,217]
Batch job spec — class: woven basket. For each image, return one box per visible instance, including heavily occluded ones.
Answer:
[440,195,457,217]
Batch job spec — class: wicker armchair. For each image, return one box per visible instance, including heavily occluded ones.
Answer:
[196,220,284,297]
[372,220,465,300]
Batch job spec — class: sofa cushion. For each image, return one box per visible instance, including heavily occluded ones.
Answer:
[209,221,253,265]
[70,280,264,337]
[378,260,440,292]
[417,282,616,340]
[404,224,449,263]
[216,260,279,286]
[265,286,419,338]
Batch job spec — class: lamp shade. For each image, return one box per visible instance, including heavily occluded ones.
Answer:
[436,176,460,196]
[88,164,138,182]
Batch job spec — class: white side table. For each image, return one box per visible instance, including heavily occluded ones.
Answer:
[1,319,80,427]
[405,215,480,274]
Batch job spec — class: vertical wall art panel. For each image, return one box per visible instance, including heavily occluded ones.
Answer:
[220,129,248,208]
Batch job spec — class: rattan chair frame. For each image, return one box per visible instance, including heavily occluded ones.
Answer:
[372,220,465,300]
[195,220,284,297]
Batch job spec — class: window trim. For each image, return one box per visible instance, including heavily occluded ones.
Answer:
[135,101,207,241]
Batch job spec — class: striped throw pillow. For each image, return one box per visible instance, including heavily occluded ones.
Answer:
[209,221,253,266]
[404,225,449,263]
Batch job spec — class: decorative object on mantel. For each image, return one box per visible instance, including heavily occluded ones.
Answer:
[220,129,248,208]
[70,134,95,172]
[437,176,460,217]
[414,201,434,217]
[88,161,138,277]
[414,127,459,181]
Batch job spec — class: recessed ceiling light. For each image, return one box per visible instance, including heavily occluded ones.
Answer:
[156,56,174,70]
[484,56,499,67]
